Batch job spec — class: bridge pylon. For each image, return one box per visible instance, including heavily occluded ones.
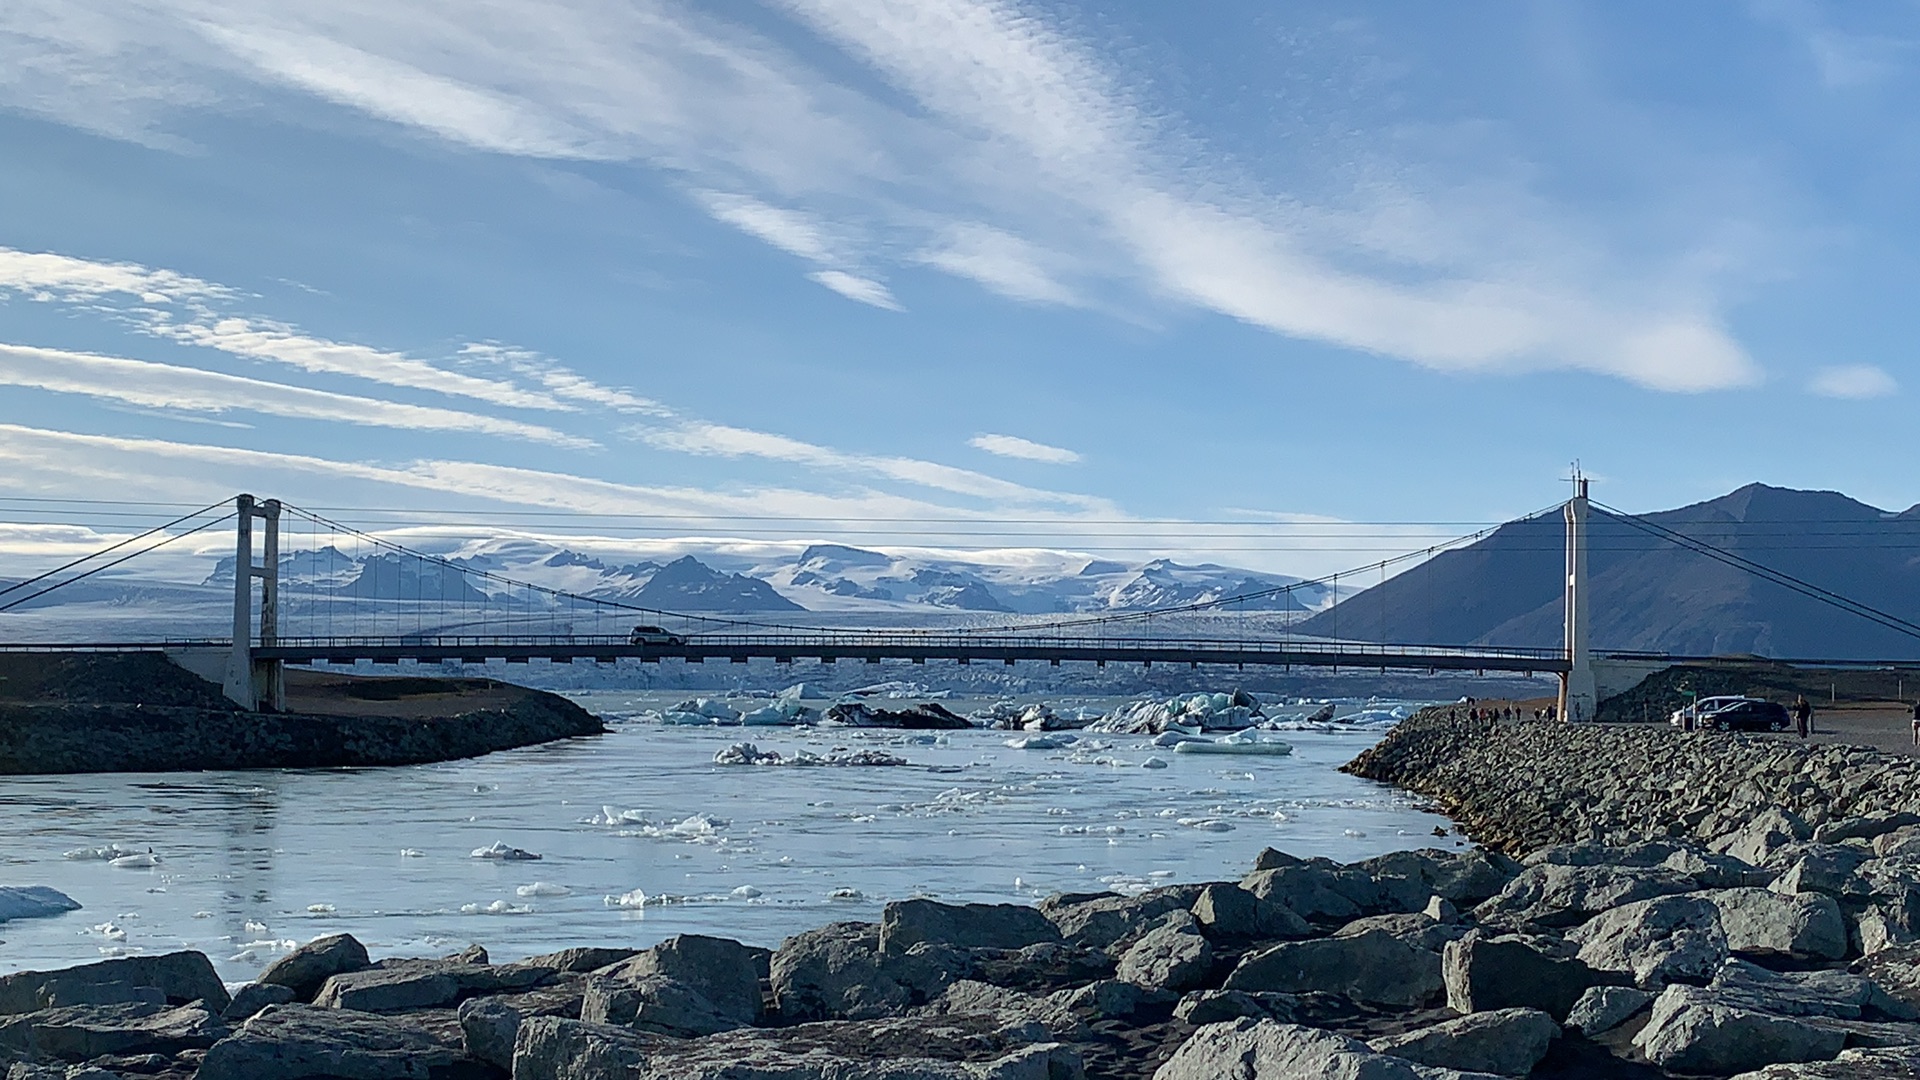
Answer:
[224,494,284,712]
[1559,474,1596,722]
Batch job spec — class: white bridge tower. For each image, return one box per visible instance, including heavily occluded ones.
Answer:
[1558,473,1597,722]
[224,494,284,712]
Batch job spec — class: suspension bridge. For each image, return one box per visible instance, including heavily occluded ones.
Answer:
[4,480,1918,721]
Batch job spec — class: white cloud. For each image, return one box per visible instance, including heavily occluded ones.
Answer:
[0,0,1770,391]
[1808,364,1898,399]
[970,433,1080,464]
[806,271,902,310]
[636,420,1103,507]
[0,343,595,447]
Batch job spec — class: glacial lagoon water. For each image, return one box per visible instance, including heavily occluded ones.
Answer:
[0,692,1454,983]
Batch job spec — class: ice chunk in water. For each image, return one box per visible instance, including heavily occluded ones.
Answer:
[605,889,648,909]
[827,887,864,901]
[306,904,336,914]
[731,885,762,898]
[470,841,542,861]
[1177,818,1234,832]
[516,882,571,898]
[0,886,80,923]
[460,900,532,915]
[398,849,426,858]
[108,852,160,869]
[1005,735,1069,751]
[64,844,140,861]
[1141,757,1169,769]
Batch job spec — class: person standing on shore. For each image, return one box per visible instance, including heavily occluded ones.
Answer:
[1793,696,1812,739]
[1911,700,1919,746]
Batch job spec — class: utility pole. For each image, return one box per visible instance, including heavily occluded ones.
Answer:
[224,494,284,711]
[1559,468,1597,723]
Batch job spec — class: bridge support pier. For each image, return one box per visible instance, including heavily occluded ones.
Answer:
[223,494,284,712]
[1558,476,1596,722]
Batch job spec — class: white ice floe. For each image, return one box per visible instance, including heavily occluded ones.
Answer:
[516,882,571,898]
[590,806,651,827]
[1343,829,1369,838]
[460,900,532,915]
[713,743,907,767]
[108,852,160,869]
[826,887,865,901]
[1173,735,1293,756]
[399,849,427,858]
[1141,757,1169,769]
[91,921,126,941]
[306,904,336,914]
[1004,735,1070,751]
[604,889,648,909]
[63,844,142,862]
[244,920,269,933]
[731,885,763,899]
[1176,818,1235,832]
[0,886,80,923]
[470,841,542,861]
[191,911,214,919]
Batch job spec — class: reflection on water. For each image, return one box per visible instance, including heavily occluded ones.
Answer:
[0,693,1450,981]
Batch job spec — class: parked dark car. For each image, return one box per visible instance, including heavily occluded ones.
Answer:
[1700,698,1790,732]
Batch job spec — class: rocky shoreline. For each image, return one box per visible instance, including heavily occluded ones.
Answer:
[10,711,1920,1077]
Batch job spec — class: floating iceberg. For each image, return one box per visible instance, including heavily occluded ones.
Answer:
[470,841,542,861]
[1005,735,1070,751]
[64,844,142,862]
[108,852,160,869]
[714,743,907,767]
[0,886,80,923]
[460,900,532,915]
[1173,735,1293,757]
[516,882,571,898]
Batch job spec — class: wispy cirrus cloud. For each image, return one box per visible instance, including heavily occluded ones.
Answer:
[970,433,1080,464]
[0,343,595,447]
[1808,363,1898,399]
[0,0,1770,390]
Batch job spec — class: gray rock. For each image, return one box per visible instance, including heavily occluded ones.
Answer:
[223,982,296,1021]
[1173,989,1303,1026]
[1473,864,1697,928]
[1040,887,1199,950]
[1049,979,1176,1021]
[1352,848,1520,910]
[529,947,642,973]
[1813,812,1920,846]
[1855,903,1920,956]
[769,922,962,1022]
[1568,894,1728,988]
[880,899,1061,956]
[0,1001,224,1061]
[1225,930,1443,1008]
[1114,913,1213,992]
[1240,862,1381,921]
[1424,896,1459,922]
[1875,826,1920,859]
[256,934,371,1002]
[1566,985,1652,1036]
[458,995,521,1072]
[1708,957,1909,1020]
[597,934,763,1025]
[1188,883,1309,941]
[0,952,229,1015]
[312,957,550,1013]
[1336,912,1469,953]
[1251,847,1304,871]
[1368,1007,1558,1077]
[1442,932,1599,1021]
[1769,845,1871,896]
[32,981,163,1010]
[512,1013,1085,1080]
[1729,1045,1920,1078]
[1705,888,1848,961]
[1632,984,1849,1074]
[196,1003,463,1080]
[1153,1018,1503,1080]
[448,944,489,964]
[1713,807,1812,868]
[579,975,744,1038]
[1853,943,1920,1012]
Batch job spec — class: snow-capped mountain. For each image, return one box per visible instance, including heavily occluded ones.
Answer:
[200,538,1326,615]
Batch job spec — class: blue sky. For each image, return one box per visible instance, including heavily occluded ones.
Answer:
[1,0,1918,578]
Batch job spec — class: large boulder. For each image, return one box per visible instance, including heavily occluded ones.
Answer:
[1473,864,1697,928]
[597,934,763,1025]
[0,1001,225,1061]
[1338,912,1469,954]
[456,983,587,1073]
[257,934,371,1002]
[1710,957,1914,1021]
[1114,912,1213,993]
[195,1003,467,1080]
[1441,932,1600,1020]
[1240,862,1381,921]
[1769,846,1872,897]
[1814,812,1920,846]
[313,958,550,1013]
[1351,849,1520,910]
[0,952,230,1015]
[1224,930,1443,1008]
[880,899,1061,955]
[1632,984,1848,1074]
[579,975,744,1038]
[1153,1018,1503,1080]
[1568,894,1728,988]
[1705,888,1848,961]
[1188,883,1309,942]
[224,982,297,1021]
[1713,807,1812,868]
[769,922,962,1022]
[1041,887,1201,950]
[1565,986,1653,1036]
[1729,1045,1920,1078]
[1367,1008,1558,1077]
[512,1013,1084,1080]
